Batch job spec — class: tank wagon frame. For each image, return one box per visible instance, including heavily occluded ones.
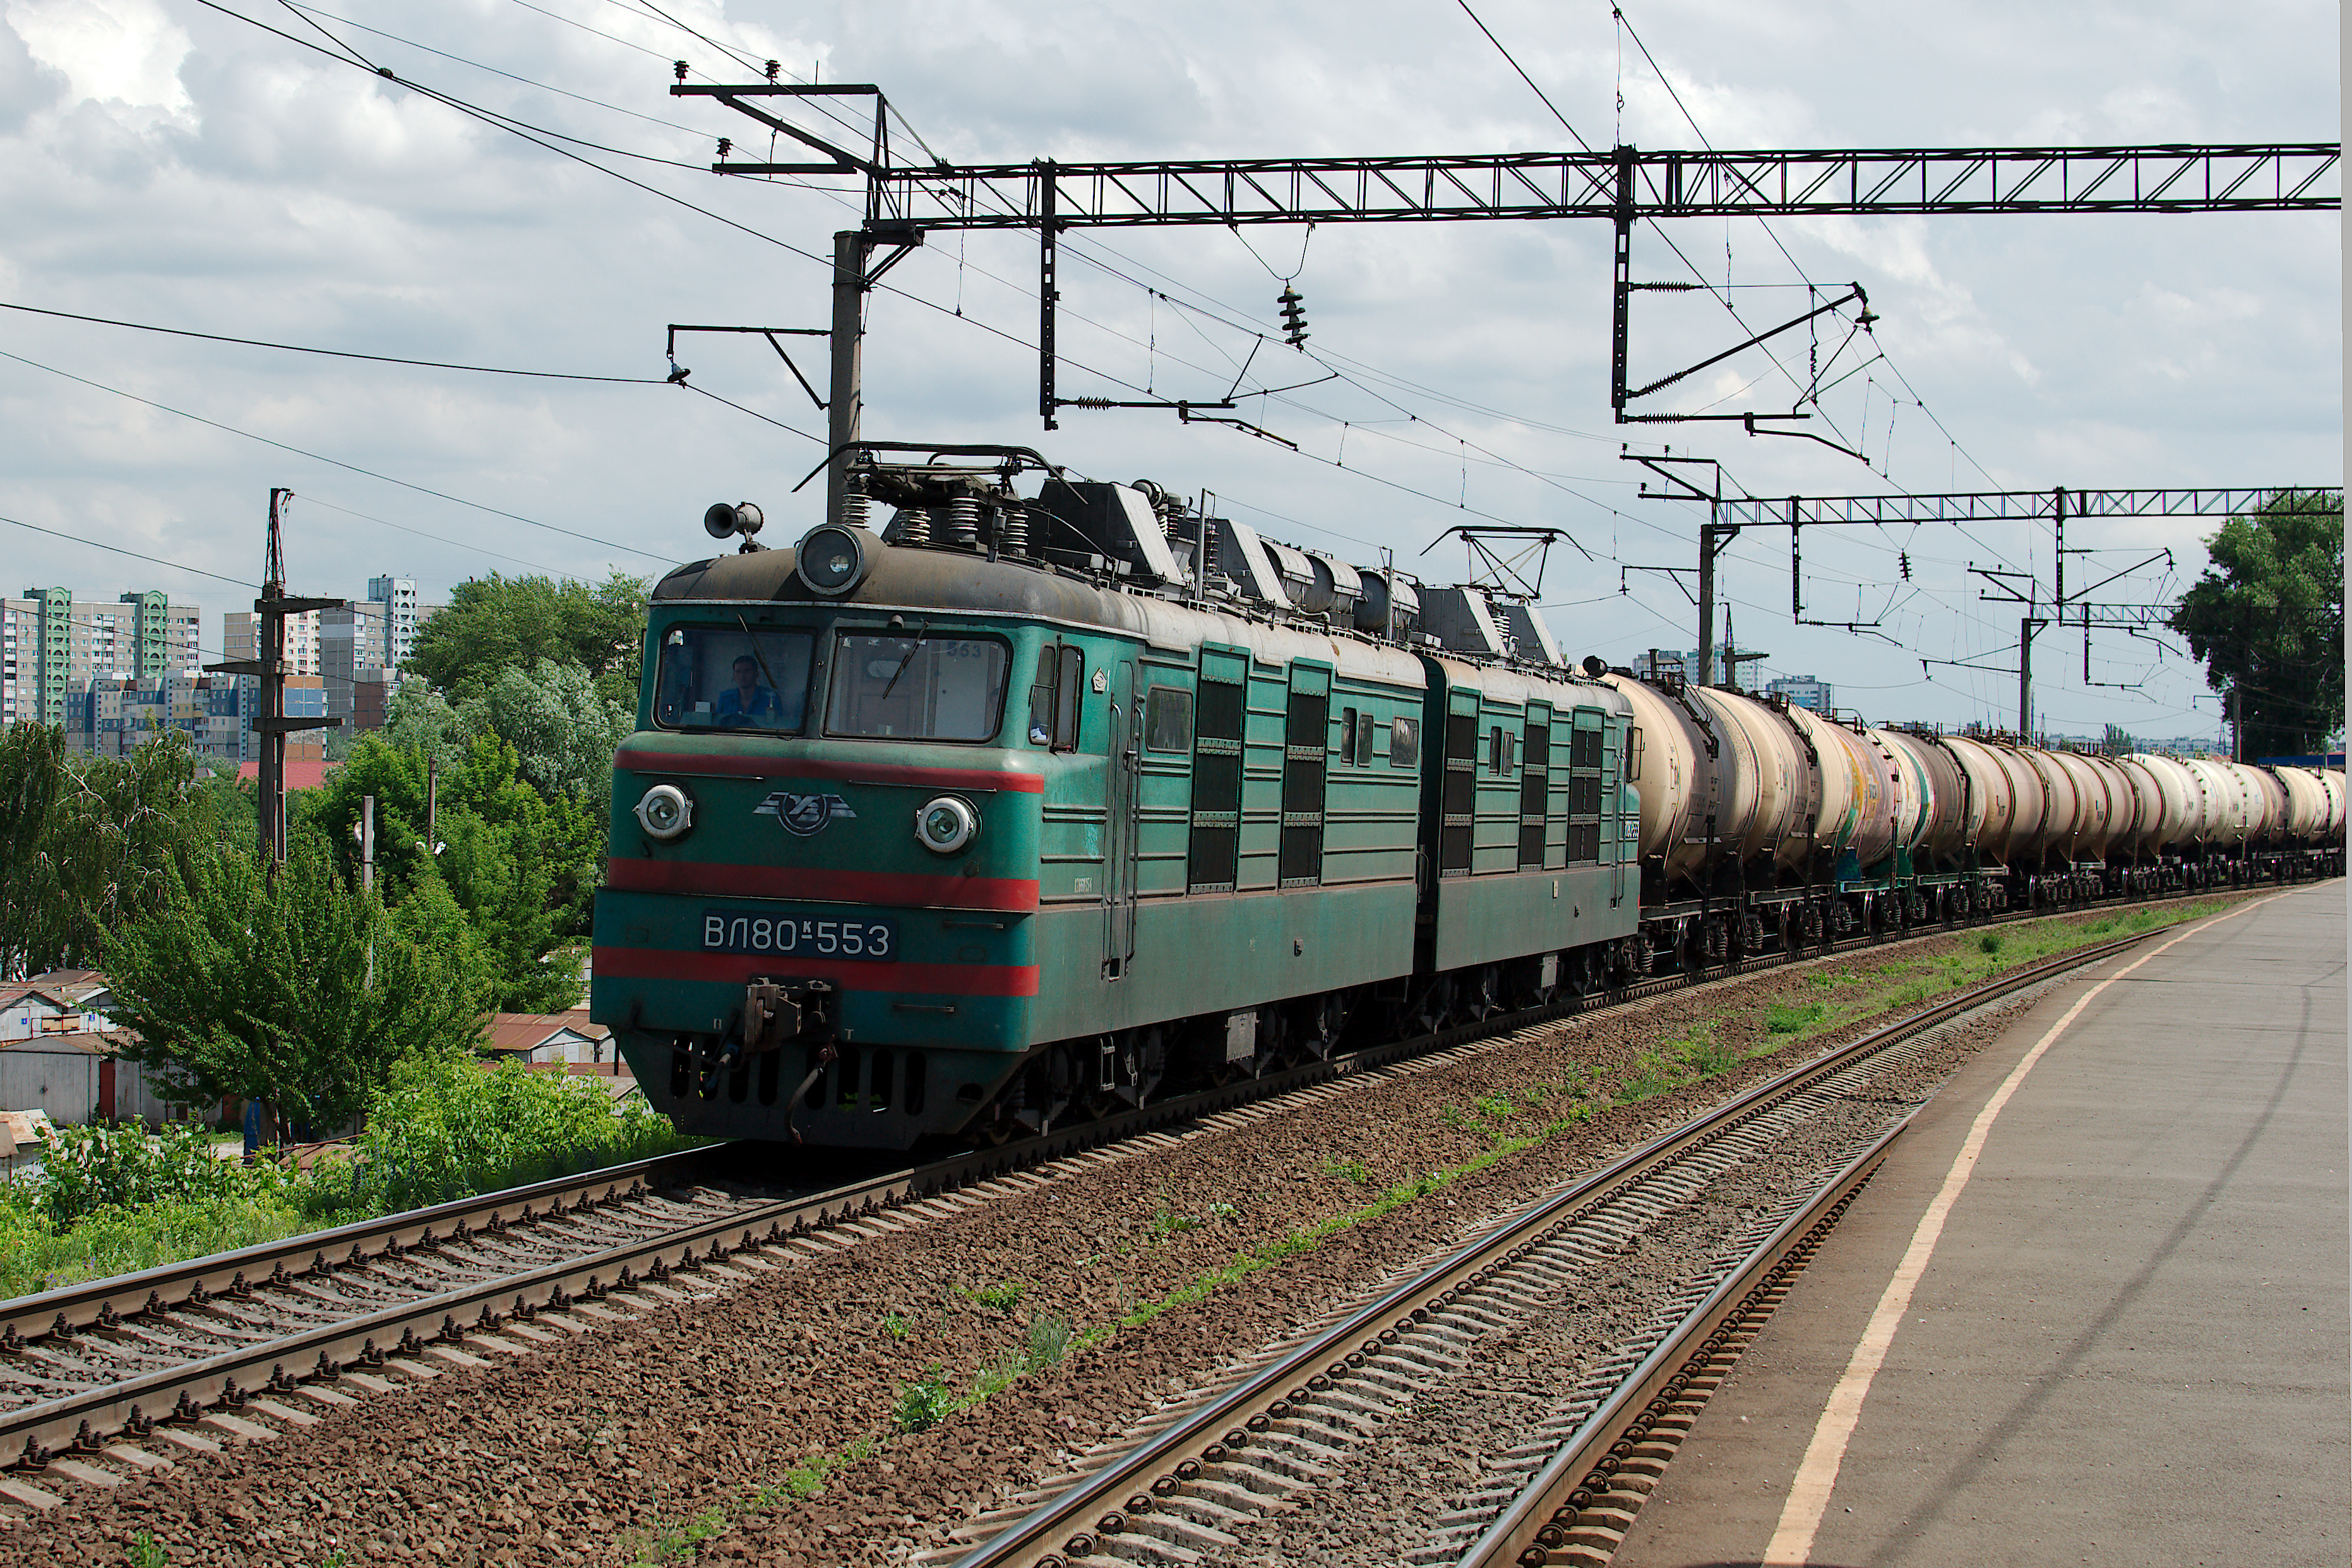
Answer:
[590,443,2343,1152]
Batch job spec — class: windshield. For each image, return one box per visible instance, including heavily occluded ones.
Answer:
[654,626,813,732]
[827,633,1009,742]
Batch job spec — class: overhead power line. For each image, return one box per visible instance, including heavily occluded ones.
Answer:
[0,300,668,383]
[0,347,674,564]
[0,513,254,588]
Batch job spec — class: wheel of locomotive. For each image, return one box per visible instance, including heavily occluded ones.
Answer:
[1741,910,1767,958]
[1462,965,1504,1021]
[1412,975,1456,1036]
[1294,992,1348,1062]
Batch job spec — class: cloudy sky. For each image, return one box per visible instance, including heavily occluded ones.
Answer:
[0,0,2337,739]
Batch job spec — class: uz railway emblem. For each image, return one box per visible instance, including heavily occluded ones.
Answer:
[755,790,858,838]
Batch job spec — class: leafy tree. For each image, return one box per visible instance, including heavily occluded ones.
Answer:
[405,571,648,708]
[463,658,633,802]
[0,728,230,980]
[379,682,472,771]
[102,839,481,1138]
[2168,490,2345,757]
[306,734,596,1010]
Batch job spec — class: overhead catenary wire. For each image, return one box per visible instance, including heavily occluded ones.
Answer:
[0,347,674,565]
[0,301,669,383]
[0,514,256,589]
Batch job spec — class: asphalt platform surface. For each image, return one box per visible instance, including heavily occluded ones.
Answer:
[1611,883,2348,1568]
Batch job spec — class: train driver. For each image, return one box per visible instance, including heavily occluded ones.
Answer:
[714,652,784,728]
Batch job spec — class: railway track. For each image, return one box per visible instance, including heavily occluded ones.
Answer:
[0,882,2270,1500]
[917,921,2170,1568]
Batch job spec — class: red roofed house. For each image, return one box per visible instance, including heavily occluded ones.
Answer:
[480,1010,626,1075]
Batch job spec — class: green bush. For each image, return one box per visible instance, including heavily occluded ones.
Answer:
[1764,1001,1825,1035]
[299,1055,687,1221]
[35,1122,281,1228]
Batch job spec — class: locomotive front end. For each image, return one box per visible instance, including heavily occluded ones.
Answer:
[591,523,1050,1149]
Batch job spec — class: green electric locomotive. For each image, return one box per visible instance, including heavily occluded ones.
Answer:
[590,445,1640,1149]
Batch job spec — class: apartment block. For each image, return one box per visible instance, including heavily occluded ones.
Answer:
[1,589,201,729]
[367,574,421,672]
[1765,674,1835,713]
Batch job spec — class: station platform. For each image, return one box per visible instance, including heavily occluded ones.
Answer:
[1611,884,2349,1568]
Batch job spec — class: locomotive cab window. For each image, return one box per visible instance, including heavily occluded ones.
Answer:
[654,626,813,732]
[1028,644,1084,751]
[827,633,1008,742]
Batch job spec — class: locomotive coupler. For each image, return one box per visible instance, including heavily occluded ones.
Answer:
[698,979,837,1098]
[743,977,833,1055]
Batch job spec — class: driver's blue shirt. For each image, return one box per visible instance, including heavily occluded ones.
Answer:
[714,685,782,723]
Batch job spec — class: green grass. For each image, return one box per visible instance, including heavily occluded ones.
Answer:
[1616,1023,1745,1103]
[1765,1000,1825,1034]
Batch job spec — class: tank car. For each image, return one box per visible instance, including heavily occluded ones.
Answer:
[590,446,1640,1149]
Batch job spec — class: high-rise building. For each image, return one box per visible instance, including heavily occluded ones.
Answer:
[1,588,200,728]
[367,575,421,673]
[1765,674,1835,714]
[63,672,257,761]
[319,601,387,728]
[222,608,320,676]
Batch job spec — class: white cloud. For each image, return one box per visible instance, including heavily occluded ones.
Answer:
[7,0,192,117]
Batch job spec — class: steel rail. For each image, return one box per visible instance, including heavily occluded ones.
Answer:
[943,922,2172,1568]
[0,1146,725,1350]
[1453,1121,1905,1568]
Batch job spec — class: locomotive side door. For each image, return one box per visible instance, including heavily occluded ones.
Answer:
[1102,656,1141,981]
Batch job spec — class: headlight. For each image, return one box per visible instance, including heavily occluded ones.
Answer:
[915,795,978,855]
[635,783,694,841]
[796,523,875,595]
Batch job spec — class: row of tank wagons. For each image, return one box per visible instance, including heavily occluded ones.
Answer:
[1601,674,2345,891]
